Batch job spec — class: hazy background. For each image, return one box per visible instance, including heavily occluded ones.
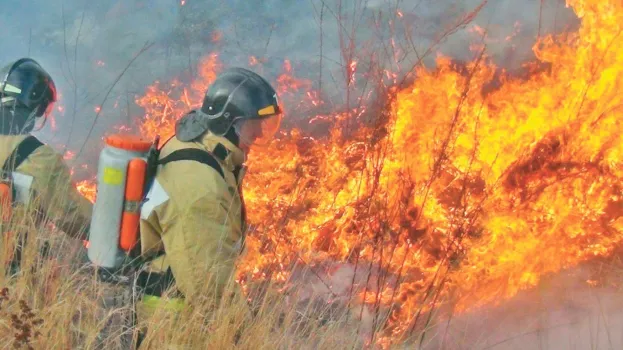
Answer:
[0,0,578,171]
[6,2,619,349]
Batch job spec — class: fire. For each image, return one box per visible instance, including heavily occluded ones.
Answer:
[74,0,623,346]
[135,53,221,144]
[76,180,96,203]
[63,150,75,161]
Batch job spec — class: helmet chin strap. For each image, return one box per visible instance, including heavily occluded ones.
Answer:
[19,108,38,134]
[224,121,250,161]
[0,99,20,134]
[0,101,39,135]
[224,123,241,147]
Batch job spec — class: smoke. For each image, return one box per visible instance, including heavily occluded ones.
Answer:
[280,261,391,344]
[1,0,578,167]
[1,0,604,345]
[282,259,623,349]
[419,262,623,350]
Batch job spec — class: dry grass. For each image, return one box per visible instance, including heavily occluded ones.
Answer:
[3,214,623,350]
[2,2,611,349]
[1,191,622,350]
[0,206,375,349]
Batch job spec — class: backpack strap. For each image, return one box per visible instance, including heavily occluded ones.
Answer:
[2,136,44,178]
[130,146,226,260]
[158,148,225,180]
[135,148,230,297]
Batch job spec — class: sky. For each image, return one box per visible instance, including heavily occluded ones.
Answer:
[0,0,578,169]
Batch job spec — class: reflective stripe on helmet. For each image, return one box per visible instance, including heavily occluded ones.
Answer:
[0,96,15,104]
[0,83,22,94]
[258,105,276,116]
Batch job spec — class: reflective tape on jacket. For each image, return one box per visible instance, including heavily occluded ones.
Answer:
[140,179,169,220]
[11,171,33,205]
[141,295,186,312]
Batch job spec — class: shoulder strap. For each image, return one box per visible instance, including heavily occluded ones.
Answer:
[158,148,225,180]
[134,146,226,260]
[2,136,44,178]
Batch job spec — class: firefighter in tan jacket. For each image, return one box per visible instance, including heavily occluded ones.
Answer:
[0,136,93,237]
[134,67,282,338]
[0,58,92,272]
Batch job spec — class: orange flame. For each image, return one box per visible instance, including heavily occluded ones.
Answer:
[76,180,96,203]
[75,0,623,345]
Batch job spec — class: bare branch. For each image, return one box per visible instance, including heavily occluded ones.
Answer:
[75,42,155,158]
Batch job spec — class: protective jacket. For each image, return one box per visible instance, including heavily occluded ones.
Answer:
[0,134,92,239]
[137,130,247,315]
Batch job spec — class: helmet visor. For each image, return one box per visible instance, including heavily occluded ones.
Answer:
[0,62,56,110]
[233,113,282,148]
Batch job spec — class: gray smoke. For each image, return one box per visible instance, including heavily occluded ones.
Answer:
[419,263,623,350]
[0,0,578,174]
[1,0,604,346]
[282,260,623,349]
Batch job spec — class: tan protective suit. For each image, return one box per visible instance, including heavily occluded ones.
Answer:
[137,131,246,317]
[0,134,92,239]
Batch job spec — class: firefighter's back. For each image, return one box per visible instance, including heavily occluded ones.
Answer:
[0,134,92,238]
[0,134,92,277]
[138,133,244,259]
[135,132,246,328]
[131,66,282,348]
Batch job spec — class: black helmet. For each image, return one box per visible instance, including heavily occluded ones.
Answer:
[0,58,57,134]
[175,67,282,147]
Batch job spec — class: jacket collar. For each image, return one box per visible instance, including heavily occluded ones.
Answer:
[198,132,246,172]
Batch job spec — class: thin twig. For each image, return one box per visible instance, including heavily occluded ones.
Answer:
[75,42,155,158]
[63,10,86,154]
[28,28,32,56]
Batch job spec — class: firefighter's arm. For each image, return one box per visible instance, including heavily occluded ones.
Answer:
[161,193,241,305]
[26,146,92,240]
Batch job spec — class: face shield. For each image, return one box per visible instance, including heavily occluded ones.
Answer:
[232,112,282,148]
[0,59,57,118]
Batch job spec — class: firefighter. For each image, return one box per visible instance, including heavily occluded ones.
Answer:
[0,58,92,273]
[133,67,282,345]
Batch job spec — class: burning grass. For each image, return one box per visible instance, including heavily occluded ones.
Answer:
[0,207,372,349]
[1,224,623,349]
[1,0,622,348]
[79,0,623,345]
